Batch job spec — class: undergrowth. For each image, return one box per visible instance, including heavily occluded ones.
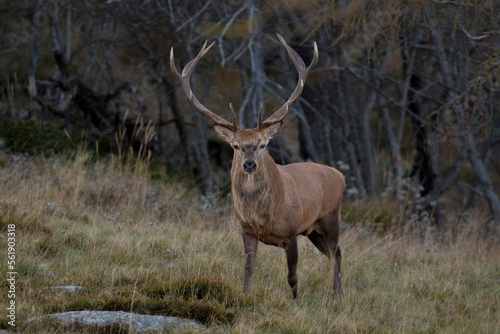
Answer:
[0,117,79,156]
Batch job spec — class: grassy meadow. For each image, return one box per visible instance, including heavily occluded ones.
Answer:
[0,152,499,333]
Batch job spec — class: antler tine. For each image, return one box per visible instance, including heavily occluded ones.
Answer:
[229,103,240,130]
[262,34,319,127]
[170,41,237,130]
[257,103,264,129]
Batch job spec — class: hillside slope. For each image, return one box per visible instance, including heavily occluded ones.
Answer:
[0,153,499,333]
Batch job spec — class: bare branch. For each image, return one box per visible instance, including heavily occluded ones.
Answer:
[460,24,500,41]
[175,0,214,32]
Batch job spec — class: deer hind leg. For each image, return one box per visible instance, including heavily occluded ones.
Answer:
[285,236,299,299]
[330,241,342,299]
[307,230,330,258]
[325,209,342,300]
[242,231,258,294]
[311,212,342,299]
[308,228,341,299]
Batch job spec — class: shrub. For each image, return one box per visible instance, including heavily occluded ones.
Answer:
[0,118,79,155]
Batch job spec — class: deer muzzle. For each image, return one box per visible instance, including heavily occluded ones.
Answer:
[243,160,257,173]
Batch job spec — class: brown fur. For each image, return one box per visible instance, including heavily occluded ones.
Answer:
[171,34,343,299]
[215,127,345,299]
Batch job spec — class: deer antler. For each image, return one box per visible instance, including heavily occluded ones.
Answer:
[259,34,318,129]
[170,41,239,131]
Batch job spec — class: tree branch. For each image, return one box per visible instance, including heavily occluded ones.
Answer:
[460,24,500,41]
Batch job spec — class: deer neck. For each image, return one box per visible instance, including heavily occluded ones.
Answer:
[231,152,284,224]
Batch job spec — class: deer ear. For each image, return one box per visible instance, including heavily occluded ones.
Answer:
[262,122,282,139]
[213,125,235,142]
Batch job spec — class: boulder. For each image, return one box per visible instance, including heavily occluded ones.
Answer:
[26,310,202,333]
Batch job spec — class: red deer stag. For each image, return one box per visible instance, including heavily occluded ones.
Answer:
[170,34,345,299]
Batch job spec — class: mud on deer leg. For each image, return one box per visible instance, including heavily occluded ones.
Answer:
[242,231,258,294]
[285,236,299,299]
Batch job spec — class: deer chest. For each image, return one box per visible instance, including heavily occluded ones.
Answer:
[234,197,291,247]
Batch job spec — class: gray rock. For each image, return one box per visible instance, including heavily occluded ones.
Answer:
[26,310,202,333]
[52,285,84,293]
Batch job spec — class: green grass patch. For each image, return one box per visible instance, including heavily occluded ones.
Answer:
[0,117,79,155]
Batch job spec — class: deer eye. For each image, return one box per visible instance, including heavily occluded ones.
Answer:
[259,144,265,149]
[233,145,240,150]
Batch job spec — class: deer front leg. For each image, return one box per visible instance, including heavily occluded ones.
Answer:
[242,230,258,294]
[285,236,299,299]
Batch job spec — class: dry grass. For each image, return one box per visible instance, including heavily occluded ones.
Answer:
[0,152,499,333]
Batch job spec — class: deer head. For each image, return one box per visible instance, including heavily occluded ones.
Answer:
[212,106,283,174]
[170,34,318,175]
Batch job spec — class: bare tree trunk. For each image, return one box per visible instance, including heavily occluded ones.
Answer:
[378,93,404,201]
[309,85,345,166]
[249,32,265,128]
[357,84,376,195]
[165,77,194,171]
[408,71,443,227]
[464,134,495,212]
[237,67,251,127]
[51,1,62,52]
[369,46,402,199]
[335,70,365,197]
[296,105,320,162]
[65,0,71,61]
[28,0,40,104]
[156,84,165,159]
[324,103,335,166]
[246,0,265,128]
[191,64,214,195]
[465,131,500,233]
[104,3,116,87]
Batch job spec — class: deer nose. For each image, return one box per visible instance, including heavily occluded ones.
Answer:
[243,160,257,173]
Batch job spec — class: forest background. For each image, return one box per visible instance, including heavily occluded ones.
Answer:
[1,0,500,244]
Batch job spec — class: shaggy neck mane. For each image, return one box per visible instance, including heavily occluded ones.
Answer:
[232,152,284,220]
